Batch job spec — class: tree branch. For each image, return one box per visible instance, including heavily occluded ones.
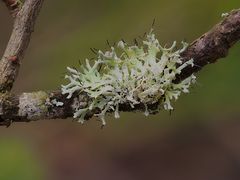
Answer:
[0,8,239,126]
[0,90,160,126]
[176,9,240,82]
[0,0,44,93]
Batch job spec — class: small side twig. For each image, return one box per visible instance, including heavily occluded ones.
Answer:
[0,0,44,93]
[0,6,239,126]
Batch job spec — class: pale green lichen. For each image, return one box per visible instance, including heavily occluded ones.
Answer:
[19,91,48,120]
[61,29,196,125]
[221,12,229,17]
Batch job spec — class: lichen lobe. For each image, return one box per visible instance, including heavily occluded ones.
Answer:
[61,30,196,125]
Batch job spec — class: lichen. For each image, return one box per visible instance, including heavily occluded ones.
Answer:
[18,91,48,120]
[51,99,64,107]
[61,29,196,125]
[221,12,229,17]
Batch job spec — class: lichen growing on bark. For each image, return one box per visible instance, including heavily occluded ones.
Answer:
[18,91,48,119]
[61,29,196,125]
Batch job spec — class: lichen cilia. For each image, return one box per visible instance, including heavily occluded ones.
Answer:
[61,29,196,125]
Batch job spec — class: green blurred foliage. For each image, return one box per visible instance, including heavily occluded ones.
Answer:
[0,138,44,180]
[17,0,239,120]
[0,0,240,179]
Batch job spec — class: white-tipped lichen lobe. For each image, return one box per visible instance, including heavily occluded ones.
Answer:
[221,13,229,17]
[62,30,196,125]
[71,94,89,124]
[19,91,48,120]
[51,99,64,107]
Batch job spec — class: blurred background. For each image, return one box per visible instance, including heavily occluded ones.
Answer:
[0,0,240,179]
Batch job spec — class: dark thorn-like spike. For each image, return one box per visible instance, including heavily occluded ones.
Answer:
[106,40,111,48]
[152,17,156,28]
[90,48,97,55]
[134,38,138,46]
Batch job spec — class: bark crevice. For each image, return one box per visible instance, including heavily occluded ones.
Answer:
[0,3,239,126]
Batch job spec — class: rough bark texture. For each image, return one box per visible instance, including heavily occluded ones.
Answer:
[176,9,240,82]
[0,4,239,126]
[0,0,44,93]
[0,90,161,126]
[0,91,76,126]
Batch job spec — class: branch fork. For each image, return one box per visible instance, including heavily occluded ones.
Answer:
[0,1,239,126]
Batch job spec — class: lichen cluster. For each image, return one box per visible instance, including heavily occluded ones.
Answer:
[61,29,196,125]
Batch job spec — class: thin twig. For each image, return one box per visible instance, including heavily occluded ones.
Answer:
[0,0,44,93]
[176,9,240,82]
[0,7,239,126]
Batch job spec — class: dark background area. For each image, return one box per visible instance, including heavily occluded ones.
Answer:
[0,0,240,179]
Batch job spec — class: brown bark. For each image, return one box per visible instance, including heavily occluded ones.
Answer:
[176,9,240,82]
[0,2,239,126]
[0,0,44,93]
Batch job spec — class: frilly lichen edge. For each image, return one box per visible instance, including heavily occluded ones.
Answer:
[61,29,196,125]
